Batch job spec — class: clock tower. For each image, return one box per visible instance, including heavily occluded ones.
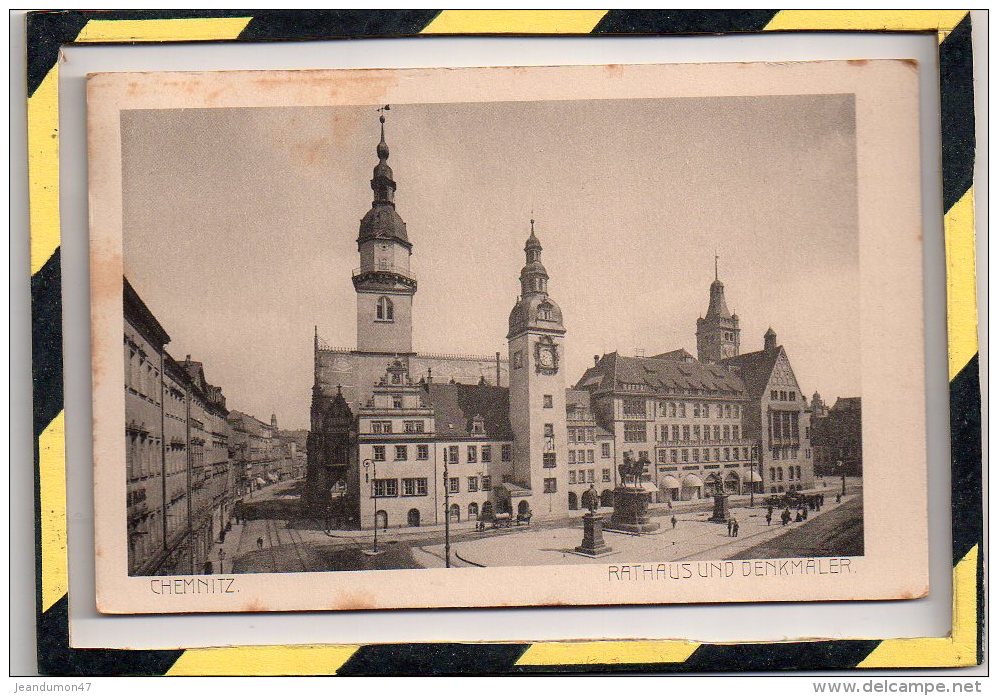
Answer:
[353,111,417,354]
[507,220,568,517]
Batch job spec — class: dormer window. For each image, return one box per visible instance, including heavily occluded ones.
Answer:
[376,296,394,322]
[471,415,485,435]
[392,394,403,409]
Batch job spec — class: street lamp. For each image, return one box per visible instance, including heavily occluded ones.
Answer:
[443,454,451,568]
[363,458,379,554]
[836,459,846,497]
[750,441,760,508]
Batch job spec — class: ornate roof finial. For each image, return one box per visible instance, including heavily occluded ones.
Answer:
[714,250,719,281]
[376,105,390,161]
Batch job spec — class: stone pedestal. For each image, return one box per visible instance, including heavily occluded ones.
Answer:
[575,513,613,556]
[606,486,661,534]
[709,493,731,523]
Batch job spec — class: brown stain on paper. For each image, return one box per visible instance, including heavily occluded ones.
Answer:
[331,590,378,611]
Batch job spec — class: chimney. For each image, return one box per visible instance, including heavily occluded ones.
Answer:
[593,354,599,366]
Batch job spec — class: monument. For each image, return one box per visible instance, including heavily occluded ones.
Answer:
[709,491,731,523]
[605,453,661,534]
[574,484,613,556]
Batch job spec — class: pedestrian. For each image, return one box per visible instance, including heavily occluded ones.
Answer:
[671,515,677,530]
[836,493,841,504]
[766,512,772,526]
[256,536,263,550]
[795,511,803,522]
[727,518,733,537]
[802,506,809,520]
[732,519,739,538]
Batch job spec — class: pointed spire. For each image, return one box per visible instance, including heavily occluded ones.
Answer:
[714,251,719,281]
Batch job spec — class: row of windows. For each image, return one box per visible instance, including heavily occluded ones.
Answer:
[655,424,742,443]
[569,468,612,484]
[769,466,803,482]
[773,447,809,460]
[568,427,597,443]
[125,345,161,401]
[768,410,801,442]
[770,389,798,402]
[623,399,743,419]
[568,449,595,464]
[370,420,426,434]
[656,446,753,464]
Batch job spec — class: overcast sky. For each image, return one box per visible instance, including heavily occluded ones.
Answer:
[122,94,859,429]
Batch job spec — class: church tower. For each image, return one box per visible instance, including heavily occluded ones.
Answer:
[353,110,417,354]
[696,255,740,363]
[507,220,569,518]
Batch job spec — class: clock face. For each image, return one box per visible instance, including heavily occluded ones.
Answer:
[539,347,555,368]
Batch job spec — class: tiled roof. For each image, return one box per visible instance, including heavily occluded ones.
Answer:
[650,348,694,362]
[832,397,862,412]
[576,352,746,397]
[425,383,513,440]
[720,347,782,399]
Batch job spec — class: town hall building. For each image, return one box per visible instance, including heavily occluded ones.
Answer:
[303,114,814,529]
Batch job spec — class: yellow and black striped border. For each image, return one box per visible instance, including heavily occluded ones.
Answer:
[26,10,981,675]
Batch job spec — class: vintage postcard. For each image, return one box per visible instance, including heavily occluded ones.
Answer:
[88,60,928,614]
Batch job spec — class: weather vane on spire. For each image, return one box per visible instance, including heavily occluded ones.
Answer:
[714,250,720,281]
[530,208,535,233]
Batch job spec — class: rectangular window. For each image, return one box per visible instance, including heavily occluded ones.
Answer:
[725,404,731,418]
[481,445,492,462]
[601,442,611,458]
[682,425,690,441]
[669,402,677,417]
[693,403,700,418]
[587,450,594,463]
[734,405,740,418]
[449,477,459,494]
[543,453,557,468]
[713,425,721,441]
[373,478,397,497]
[717,404,724,418]
[679,403,687,418]
[372,420,392,434]
[671,449,678,463]
[544,423,554,438]
[771,390,779,400]
[481,475,491,491]
[402,478,428,496]
[543,478,557,493]
[733,425,740,440]
[543,394,553,408]
[392,395,403,409]
[587,469,595,483]
[373,445,386,462]
[602,468,611,482]
[501,444,512,461]
[671,425,680,442]
[624,423,647,442]
[682,449,689,463]
[789,391,797,401]
[395,445,407,461]
[403,420,424,433]
[448,445,459,464]
[569,471,577,484]
[416,444,429,460]
[693,425,701,441]
[467,445,478,463]
[568,450,576,464]
[723,425,730,440]
[723,447,730,461]
[622,398,646,417]
[468,476,479,492]
[693,449,700,463]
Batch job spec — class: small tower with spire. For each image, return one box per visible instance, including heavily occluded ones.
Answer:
[696,254,741,363]
[507,218,569,518]
[353,106,417,355]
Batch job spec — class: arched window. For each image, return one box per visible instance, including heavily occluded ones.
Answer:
[376,296,394,322]
[449,504,460,522]
[468,502,479,520]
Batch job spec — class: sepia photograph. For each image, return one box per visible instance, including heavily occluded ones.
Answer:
[88,61,927,613]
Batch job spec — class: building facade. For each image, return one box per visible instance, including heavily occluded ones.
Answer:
[305,116,820,527]
[227,410,292,496]
[576,274,814,501]
[124,278,232,576]
[811,396,862,476]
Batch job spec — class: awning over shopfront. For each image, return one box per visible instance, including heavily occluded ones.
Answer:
[681,473,704,488]
[659,475,681,489]
[742,470,763,483]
